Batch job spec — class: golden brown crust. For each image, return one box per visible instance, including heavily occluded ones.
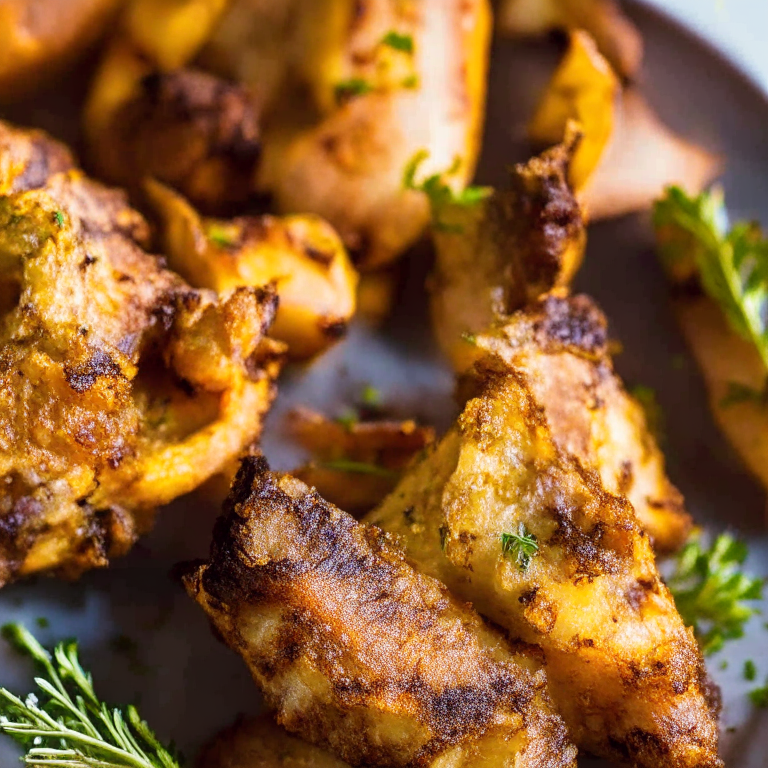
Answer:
[474,293,691,550]
[92,68,261,214]
[183,457,576,768]
[368,357,721,768]
[0,120,283,586]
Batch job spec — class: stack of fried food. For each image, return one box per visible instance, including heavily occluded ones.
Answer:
[0,1,733,767]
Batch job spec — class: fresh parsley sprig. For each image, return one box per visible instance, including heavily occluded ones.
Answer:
[666,534,764,655]
[501,524,539,572]
[653,186,768,373]
[0,624,180,768]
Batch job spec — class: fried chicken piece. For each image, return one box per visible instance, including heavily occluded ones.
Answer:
[367,368,721,768]
[288,406,434,513]
[0,0,123,101]
[0,121,283,586]
[429,128,585,373]
[147,180,358,359]
[530,31,720,220]
[183,457,577,768]
[473,293,691,551]
[498,0,643,79]
[198,716,350,768]
[206,0,492,268]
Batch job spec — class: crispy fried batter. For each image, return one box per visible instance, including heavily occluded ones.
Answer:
[198,716,350,768]
[368,357,721,767]
[530,31,720,220]
[289,406,434,513]
[429,129,585,372]
[147,180,358,359]
[183,457,576,768]
[474,293,691,551]
[0,121,283,586]
[89,68,260,214]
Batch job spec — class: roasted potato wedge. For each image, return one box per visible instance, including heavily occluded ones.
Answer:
[0,121,283,586]
[368,349,721,768]
[289,406,434,512]
[530,31,720,220]
[207,0,492,268]
[148,180,358,359]
[499,0,643,78]
[183,457,577,768]
[0,0,123,101]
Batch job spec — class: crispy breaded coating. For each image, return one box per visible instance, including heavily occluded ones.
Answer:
[368,359,722,767]
[0,121,283,586]
[429,130,585,373]
[474,293,691,551]
[198,716,350,768]
[183,458,577,768]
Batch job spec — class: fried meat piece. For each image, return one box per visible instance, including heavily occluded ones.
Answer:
[474,293,691,551]
[183,457,576,768]
[147,180,358,359]
[368,356,722,767]
[0,121,283,586]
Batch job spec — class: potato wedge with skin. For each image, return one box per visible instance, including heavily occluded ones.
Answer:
[530,31,720,220]
[0,0,123,101]
[499,0,643,79]
[429,128,585,373]
[148,181,358,359]
[183,458,577,768]
[367,353,721,768]
[289,406,434,513]
[248,0,492,268]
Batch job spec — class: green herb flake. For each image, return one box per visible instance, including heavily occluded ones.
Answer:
[0,623,180,768]
[744,659,757,681]
[719,659,729,671]
[720,379,768,409]
[750,683,768,708]
[53,210,65,228]
[665,533,764,655]
[334,77,374,103]
[630,384,665,442]
[439,524,449,552]
[34,617,49,630]
[653,186,768,373]
[461,332,477,345]
[207,224,237,249]
[361,384,382,408]
[319,459,397,478]
[381,30,414,54]
[401,74,419,89]
[335,407,359,431]
[501,524,539,572]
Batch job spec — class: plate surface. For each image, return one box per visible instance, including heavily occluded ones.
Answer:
[0,3,766,767]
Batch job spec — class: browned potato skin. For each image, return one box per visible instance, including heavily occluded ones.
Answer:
[368,349,721,767]
[198,716,350,768]
[89,68,260,215]
[289,406,434,513]
[183,458,577,768]
[474,293,691,551]
[246,0,492,269]
[148,181,358,359]
[0,121,283,587]
[429,129,585,373]
[0,0,123,101]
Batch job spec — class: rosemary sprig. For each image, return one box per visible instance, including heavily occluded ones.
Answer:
[0,624,180,768]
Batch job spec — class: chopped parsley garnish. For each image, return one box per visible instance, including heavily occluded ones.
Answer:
[319,459,397,478]
[53,210,65,228]
[501,524,539,572]
[401,74,419,89]
[361,384,382,408]
[335,407,359,431]
[35,617,49,629]
[744,659,757,681]
[461,332,477,346]
[666,533,764,655]
[630,384,664,442]
[653,186,768,374]
[403,150,491,231]
[381,30,414,54]
[750,682,768,708]
[206,223,237,248]
[0,623,180,768]
[720,378,768,409]
[334,77,373,104]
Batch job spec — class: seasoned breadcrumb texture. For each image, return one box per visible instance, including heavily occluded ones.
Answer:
[0,121,283,586]
[368,360,721,768]
[429,129,585,373]
[183,458,576,768]
[474,293,691,551]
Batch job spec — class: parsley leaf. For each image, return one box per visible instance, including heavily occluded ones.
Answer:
[744,659,757,681]
[53,210,65,228]
[653,186,768,372]
[319,459,398,478]
[665,533,764,655]
[750,682,768,708]
[720,378,768,408]
[381,31,414,54]
[334,77,373,103]
[501,524,539,572]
